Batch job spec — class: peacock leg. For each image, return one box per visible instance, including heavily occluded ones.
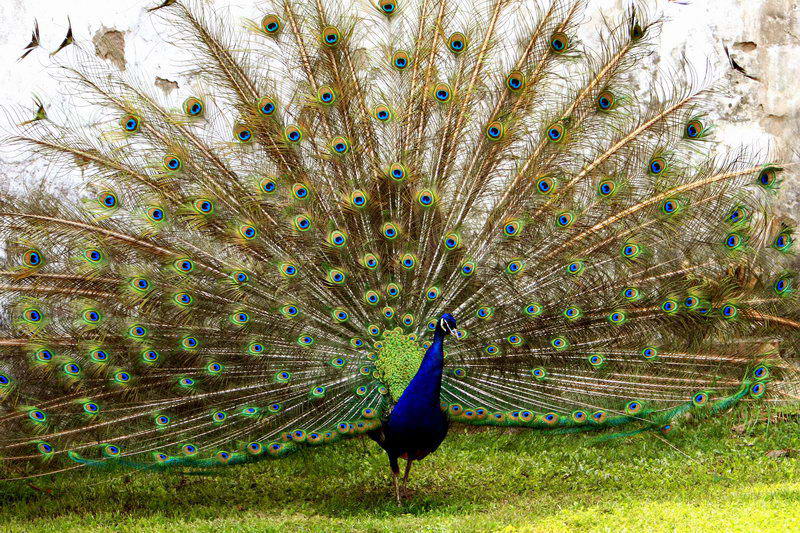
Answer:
[403,459,413,483]
[390,454,402,505]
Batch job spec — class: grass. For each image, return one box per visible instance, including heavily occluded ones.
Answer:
[1,412,798,532]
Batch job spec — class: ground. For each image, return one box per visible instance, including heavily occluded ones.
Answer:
[1,411,798,532]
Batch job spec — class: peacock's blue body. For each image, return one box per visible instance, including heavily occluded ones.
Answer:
[0,0,797,504]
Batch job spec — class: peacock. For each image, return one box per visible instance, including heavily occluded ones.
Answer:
[1,0,799,505]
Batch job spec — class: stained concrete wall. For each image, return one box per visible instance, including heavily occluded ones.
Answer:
[0,0,797,222]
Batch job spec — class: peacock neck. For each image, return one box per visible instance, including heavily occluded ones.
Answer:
[395,329,446,409]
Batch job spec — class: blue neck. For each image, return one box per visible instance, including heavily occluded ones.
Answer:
[395,329,446,409]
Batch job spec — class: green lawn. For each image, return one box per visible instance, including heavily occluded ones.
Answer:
[1,412,798,532]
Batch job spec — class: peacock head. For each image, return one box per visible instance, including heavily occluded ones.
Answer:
[436,313,458,338]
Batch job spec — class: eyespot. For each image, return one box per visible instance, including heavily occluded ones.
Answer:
[543,413,559,425]
[330,136,350,154]
[648,157,666,175]
[550,32,569,52]
[373,105,392,122]
[212,411,227,423]
[22,249,43,267]
[592,411,607,423]
[460,260,476,276]
[349,190,367,208]
[173,258,194,273]
[146,206,165,222]
[721,304,738,319]
[563,306,581,320]
[443,233,460,250]
[485,121,504,140]
[23,308,43,323]
[239,224,257,240]
[128,324,147,338]
[275,371,291,383]
[29,410,46,422]
[257,96,276,116]
[692,392,709,406]
[546,123,564,142]
[63,362,81,376]
[386,283,400,297]
[426,286,440,300]
[555,212,573,227]
[82,309,102,324]
[597,90,615,111]
[181,336,199,349]
[757,167,780,189]
[193,198,214,214]
[661,198,679,215]
[753,365,770,380]
[91,349,109,362]
[524,302,543,316]
[661,300,677,313]
[261,14,282,34]
[433,83,451,103]
[750,382,766,398]
[391,50,410,70]
[114,371,131,383]
[598,179,616,197]
[233,271,249,283]
[401,313,414,326]
[685,119,703,139]
[447,32,467,54]
[321,26,341,46]
[572,411,588,422]
[279,263,298,278]
[248,342,264,354]
[531,367,546,380]
[310,386,326,398]
[622,287,639,300]
[364,290,380,305]
[207,362,223,374]
[725,233,743,249]
[621,243,641,259]
[506,259,524,274]
[774,276,792,295]
[99,191,118,208]
[183,97,204,117]
[327,269,346,284]
[400,253,416,270]
[234,124,253,143]
[281,304,300,316]
[293,214,312,231]
[417,189,435,206]
[120,114,141,132]
[35,348,53,362]
[551,337,568,350]
[536,176,555,194]
[178,377,195,387]
[284,125,302,143]
[506,70,524,91]
[641,346,657,359]
[625,401,642,414]
[230,311,250,325]
[328,230,347,247]
[142,350,159,363]
[37,442,54,454]
[565,260,585,275]
[83,249,103,264]
[608,311,626,324]
[381,222,399,240]
[485,344,499,355]
[503,220,523,237]
[361,253,379,269]
[476,306,494,319]
[378,1,396,15]
[773,232,792,252]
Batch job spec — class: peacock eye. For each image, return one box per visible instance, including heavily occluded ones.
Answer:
[261,14,282,34]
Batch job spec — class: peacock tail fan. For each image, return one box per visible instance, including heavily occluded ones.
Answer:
[0,0,798,478]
